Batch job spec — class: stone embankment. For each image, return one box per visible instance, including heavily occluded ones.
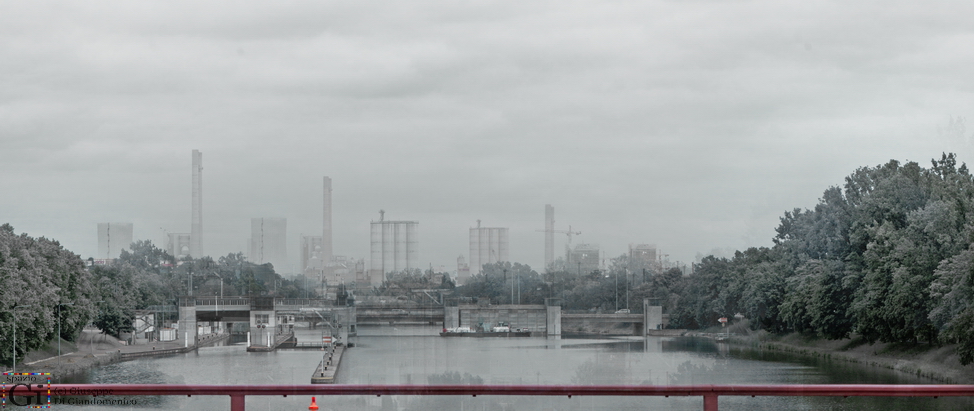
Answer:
[8,329,230,378]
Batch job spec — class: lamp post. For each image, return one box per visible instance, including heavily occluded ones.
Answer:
[11,304,32,374]
[57,302,74,376]
[615,269,619,311]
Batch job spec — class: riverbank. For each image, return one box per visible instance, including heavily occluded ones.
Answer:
[5,328,229,379]
[722,330,974,384]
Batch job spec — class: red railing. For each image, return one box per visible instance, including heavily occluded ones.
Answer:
[5,384,974,411]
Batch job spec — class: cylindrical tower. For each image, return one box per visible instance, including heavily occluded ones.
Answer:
[545,204,554,271]
[190,150,203,258]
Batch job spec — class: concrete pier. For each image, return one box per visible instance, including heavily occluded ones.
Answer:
[245,333,295,352]
[311,345,345,384]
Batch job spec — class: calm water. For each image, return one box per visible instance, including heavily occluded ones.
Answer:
[55,325,973,410]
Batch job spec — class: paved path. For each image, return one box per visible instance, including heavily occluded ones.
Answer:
[8,329,227,379]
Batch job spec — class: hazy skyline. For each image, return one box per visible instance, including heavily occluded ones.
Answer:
[3,2,974,273]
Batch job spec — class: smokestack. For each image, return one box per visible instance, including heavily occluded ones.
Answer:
[322,176,333,263]
[545,204,554,271]
[190,149,203,258]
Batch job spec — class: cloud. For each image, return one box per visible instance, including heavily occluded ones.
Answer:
[2,1,974,270]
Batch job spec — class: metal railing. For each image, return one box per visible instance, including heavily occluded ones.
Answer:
[5,384,974,411]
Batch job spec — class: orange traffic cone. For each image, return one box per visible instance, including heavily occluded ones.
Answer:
[309,396,319,411]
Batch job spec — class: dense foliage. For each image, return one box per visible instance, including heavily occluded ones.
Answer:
[2,228,317,363]
[0,224,96,366]
[669,154,974,363]
[457,154,974,364]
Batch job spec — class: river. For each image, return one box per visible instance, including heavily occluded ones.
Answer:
[57,325,973,410]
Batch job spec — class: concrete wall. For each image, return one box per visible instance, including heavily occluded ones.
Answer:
[457,304,548,331]
[644,299,663,332]
[546,305,561,336]
[178,305,197,345]
[444,306,460,329]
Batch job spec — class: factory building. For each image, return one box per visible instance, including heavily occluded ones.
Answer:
[469,221,509,276]
[250,218,288,273]
[167,232,192,260]
[300,235,324,273]
[369,210,418,286]
[322,177,333,263]
[97,222,133,259]
[456,255,471,285]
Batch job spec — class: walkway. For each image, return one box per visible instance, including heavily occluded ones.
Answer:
[9,328,228,379]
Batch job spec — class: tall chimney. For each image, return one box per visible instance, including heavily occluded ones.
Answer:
[545,204,554,271]
[322,176,333,263]
[190,149,203,258]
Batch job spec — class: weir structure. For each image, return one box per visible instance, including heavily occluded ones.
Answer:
[175,297,355,351]
[440,298,668,336]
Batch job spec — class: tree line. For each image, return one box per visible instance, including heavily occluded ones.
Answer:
[665,153,974,364]
[0,227,312,367]
[455,154,974,364]
[8,153,974,366]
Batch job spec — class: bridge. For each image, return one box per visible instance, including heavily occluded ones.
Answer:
[355,307,444,325]
[177,297,355,350]
[173,297,671,348]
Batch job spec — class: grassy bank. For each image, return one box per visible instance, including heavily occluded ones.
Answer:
[726,328,974,384]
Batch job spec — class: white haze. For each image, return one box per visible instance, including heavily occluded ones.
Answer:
[2,1,974,273]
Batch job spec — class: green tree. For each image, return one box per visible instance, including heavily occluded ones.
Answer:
[0,224,96,366]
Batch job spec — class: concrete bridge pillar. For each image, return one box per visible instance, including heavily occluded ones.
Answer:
[545,298,561,336]
[249,310,276,347]
[178,298,197,346]
[644,299,663,334]
[444,307,460,330]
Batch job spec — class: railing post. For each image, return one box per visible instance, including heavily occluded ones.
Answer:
[703,393,718,411]
[230,394,245,411]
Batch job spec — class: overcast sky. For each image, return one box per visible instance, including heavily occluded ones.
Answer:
[3,1,974,274]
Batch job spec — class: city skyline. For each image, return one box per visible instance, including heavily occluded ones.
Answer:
[3,2,974,272]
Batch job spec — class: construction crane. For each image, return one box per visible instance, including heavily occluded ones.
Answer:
[535,225,582,246]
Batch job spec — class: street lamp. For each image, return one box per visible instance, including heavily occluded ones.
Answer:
[11,304,32,374]
[56,302,74,377]
[615,269,619,311]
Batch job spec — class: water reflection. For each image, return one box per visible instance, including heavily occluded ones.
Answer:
[53,326,974,410]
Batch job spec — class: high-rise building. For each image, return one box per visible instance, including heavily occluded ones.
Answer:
[629,243,657,280]
[569,243,600,275]
[322,177,333,263]
[167,233,192,259]
[369,210,418,286]
[544,204,554,271]
[469,221,509,276]
[190,149,203,258]
[97,223,133,259]
[250,218,288,273]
